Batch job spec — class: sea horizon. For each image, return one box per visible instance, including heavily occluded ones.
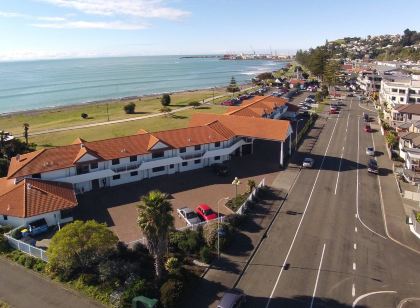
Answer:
[0,55,286,114]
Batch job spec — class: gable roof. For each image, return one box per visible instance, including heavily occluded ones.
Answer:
[0,178,77,218]
[395,104,420,115]
[189,113,291,142]
[226,96,288,118]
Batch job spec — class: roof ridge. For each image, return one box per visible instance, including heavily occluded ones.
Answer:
[7,149,47,179]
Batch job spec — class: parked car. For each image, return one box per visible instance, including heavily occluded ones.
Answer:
[177,207,201,225]
[221,100,234,106]
[28,218,49,236]
[307,94,315,99]
[364,124,372,132]
[347,93,354,97]
[363,113,369,122]
[366,147,375,156]
[195,204,218,221]
[217,289,246,308]
[329,109,338,114]
[302,157,315,168]
[368,158,378,174]
[213,163,230,176]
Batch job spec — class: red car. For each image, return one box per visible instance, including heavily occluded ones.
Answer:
[364,124,371,132]
[195,204,218,221]
[221,100,234,106]
[329,109,338,114]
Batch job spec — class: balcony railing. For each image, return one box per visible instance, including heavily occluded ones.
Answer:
[112,162,141,173]
[180,151,205,160]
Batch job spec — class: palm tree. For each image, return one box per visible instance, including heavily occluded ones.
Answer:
[137,190,174,281]
[23,123,29,145]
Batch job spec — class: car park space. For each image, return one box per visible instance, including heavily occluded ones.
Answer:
[74,140,282,244]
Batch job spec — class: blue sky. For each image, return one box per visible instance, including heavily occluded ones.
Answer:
[0,0,419,61]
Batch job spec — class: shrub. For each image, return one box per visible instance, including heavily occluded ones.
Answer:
[202,222,218,248]
[199,246,213,263]
[24,255,36,269]
[160,279,184,308]
[165,257,180,274]
[161,94,171,106]
[0,234,10,253]
[17,254,27,266]
[33,259,46,272]
[169,229,202,255]
[81,113,88,119]
[120,278,153,308]
[188,101,200,108]
[225,193,249,212]
[123,102,136,114]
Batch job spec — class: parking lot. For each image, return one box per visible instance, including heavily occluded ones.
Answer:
[75,140,283,244]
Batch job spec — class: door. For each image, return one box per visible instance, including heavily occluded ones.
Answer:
[91,179,100,190]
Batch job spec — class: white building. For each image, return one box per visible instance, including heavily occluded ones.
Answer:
[0,113,292,227]
[357,71,382,92]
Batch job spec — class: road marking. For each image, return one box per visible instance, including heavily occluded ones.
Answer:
[397,297,420,308]
[355,227,358,232]
[352,284,356,297]
[334,114,350,195]
[355,213,358,218]
[354,243,357,250]
[265,116,340,308]
[356,117,387,239]
[352,291,397,307]
[309,243,326,308]
[353,262,356,270]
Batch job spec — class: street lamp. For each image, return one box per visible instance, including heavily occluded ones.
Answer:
[232,177,241,198]
[217,196,229,259]
[295,119,304,151]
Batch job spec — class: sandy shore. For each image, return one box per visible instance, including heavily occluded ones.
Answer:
[0,82,254,118]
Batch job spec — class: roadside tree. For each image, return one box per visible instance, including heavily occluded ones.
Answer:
[137,190,174,282]
[124,102,136,114]
[47,220,118,280]
[161,94,171,107]
[227,76,240,95]
[23,123,29,145]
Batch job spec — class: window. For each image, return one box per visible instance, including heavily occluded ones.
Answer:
[215,141,220,148]
[130,155,137,162]
[399,89,406,94]
[182,162,188,167]
[2,215,7,221]
[392,88,397,93]
[113,174,120,180]
[170,164,174,169]
[61,209,73,219]
[152,166,165,173]
[112,159,120,165]
[391,96,396,101]
[194,159,201,164]
[76,165,89,175]
[409,89,416,94]
[179,147,186,153]
[409,97,416,103]
[215,156,220,161]
[400,97,404,102]
[130,171,138,176]
[417,98,420,103]
[194,145,201,151]
[90,162,98,169]
[32,173,41,179]
[152,151,164,159]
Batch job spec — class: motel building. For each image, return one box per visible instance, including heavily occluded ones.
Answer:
[0,99,293,227]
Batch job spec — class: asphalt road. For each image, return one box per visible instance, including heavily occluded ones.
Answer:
[235,96,420,307]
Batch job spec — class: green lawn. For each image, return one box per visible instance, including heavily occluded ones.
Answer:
[31,104,228,148]
[0,89,230,135]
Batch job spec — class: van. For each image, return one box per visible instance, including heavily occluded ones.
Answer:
[28,218,49,236]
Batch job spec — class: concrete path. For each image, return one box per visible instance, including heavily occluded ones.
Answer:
[0,257,104,308]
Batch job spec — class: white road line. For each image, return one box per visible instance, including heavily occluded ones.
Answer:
[354,243,357,250]
[352,284,356,297]
[397,297,420,308]
[356,117,387,239]
[334,114,350,195]
[353,262,356,270]
[355,227,358,232]
[265,116,340,308]
[309,243,327,308]
[355,214,357,218]
[352,291,397,307]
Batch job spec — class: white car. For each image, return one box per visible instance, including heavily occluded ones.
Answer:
[302,158,315,168]
[177,207,201,225]
[366,147,375,156]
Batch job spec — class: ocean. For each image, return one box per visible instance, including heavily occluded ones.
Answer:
[0,56,286,114]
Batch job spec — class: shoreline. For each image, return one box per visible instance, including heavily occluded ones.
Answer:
[0,82,251,118]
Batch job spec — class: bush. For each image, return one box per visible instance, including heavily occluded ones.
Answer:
[120,278,153,308]
[202,222,218,248]
[199,246,213,264]
[169,229,202,255]
[24,255,36,269]
[225,193,249,212]
[0,234,10,253]
[188,101,200,108]
[123,102,136,114]
[81,113,88,119]
[161,94,171,106]
[165,257,180,274]
[160,279,184,308]
[33,259,46,272]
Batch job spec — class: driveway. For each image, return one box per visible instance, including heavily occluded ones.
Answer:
[75,140,283,243]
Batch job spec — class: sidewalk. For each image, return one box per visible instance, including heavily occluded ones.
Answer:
[370,121,420,252]
[181,115,329,307]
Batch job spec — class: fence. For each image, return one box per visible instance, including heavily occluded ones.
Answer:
[236,178,266,215]
[4,233,48,262]
[177,216,225,232]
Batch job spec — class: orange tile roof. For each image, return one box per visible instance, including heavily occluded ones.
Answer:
[189,114,291,142]
[72,137,86,145]
[0,178,77,218]
[226,96,288,118]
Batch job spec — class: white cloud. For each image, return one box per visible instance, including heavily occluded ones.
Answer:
[0,11,27,18]
[39,0,190,20]
[32,20,149,30]
[37,16,67,21]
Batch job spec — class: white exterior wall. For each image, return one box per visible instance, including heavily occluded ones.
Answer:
[0,210,72,228]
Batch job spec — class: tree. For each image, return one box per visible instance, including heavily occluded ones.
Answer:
[161,94,171,107]
[47,220,118,280]
[80,113,88,119]
[137,190,174,281]
[188,101,200,109]
[247,179,256,193]
[227,76,240,95]
[323,60,341,89]
[0,158,9,177]
[124,102,136,114]
[23,123,29,145]
[0,130,5,150]
[385,131,398,148]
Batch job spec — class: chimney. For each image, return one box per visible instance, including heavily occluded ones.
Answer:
[16,154,20,162]
[80,143,85,148]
